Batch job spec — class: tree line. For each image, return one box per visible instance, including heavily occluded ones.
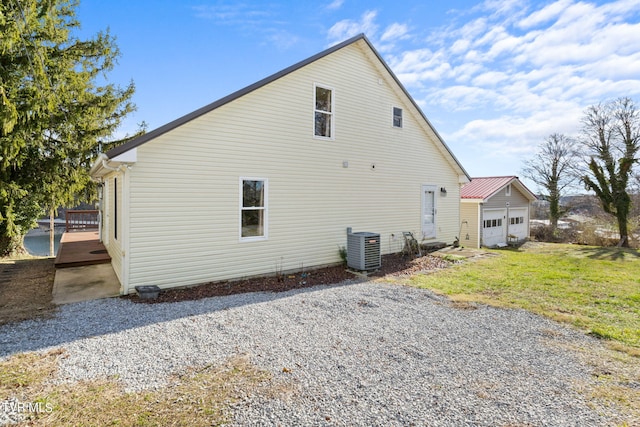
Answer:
[0,0,138,256]
[522,97,640,247]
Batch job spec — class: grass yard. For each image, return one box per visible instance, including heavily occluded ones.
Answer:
[411,243,640,353]
[0,350,277,426]
[409,242,640,422]
[0,256,57,326]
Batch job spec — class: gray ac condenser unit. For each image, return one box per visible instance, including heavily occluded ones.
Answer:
[347,232,381,271]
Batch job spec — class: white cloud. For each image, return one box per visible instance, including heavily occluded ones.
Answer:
[471,70,509,87]
[265,29,301,51]
[449,102,584,157]
[193,3,275,24]
[327,10,379,43]
[450,38,471,55]
[380,23,409,42]
[193,3,300,50]
[323,0,640,176]
[400,0,639,172]
[518,0,572,29]
[326,0,344,10]
[390,49,453,84]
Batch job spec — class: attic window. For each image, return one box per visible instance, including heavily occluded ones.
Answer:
[393,107,403,128]
[314,84,334,139]
[506,184,511,196]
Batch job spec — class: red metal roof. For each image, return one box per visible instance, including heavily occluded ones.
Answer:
[461,176,518,200]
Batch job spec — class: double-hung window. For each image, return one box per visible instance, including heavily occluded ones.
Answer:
[240,178,268,240]
[393,107,403,128]
[314,84,334,138]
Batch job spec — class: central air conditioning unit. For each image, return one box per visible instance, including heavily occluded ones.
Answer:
[347,231,381,271]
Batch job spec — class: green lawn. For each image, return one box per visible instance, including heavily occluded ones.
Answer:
[411,243,640,352]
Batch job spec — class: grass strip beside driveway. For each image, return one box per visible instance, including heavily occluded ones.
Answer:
[410,243,640,353]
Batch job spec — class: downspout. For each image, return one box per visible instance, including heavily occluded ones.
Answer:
[97,181,104,243]
[506,205,510,241]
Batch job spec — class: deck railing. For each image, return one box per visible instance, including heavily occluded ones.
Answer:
[65,210,99,232]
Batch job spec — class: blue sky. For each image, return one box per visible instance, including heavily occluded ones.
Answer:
[76,0,640,189]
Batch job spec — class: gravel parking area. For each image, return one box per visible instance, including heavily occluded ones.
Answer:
[0,281,615,426]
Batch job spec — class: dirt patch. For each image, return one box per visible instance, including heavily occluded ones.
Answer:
[0,257,58,326]
[126,253,454,304]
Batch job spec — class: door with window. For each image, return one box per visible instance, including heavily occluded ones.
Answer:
[482,209,506,246]
[508,208,528,240]
[421,185,437,239]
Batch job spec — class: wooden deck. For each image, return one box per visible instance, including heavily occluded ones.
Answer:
[54,231,111,268]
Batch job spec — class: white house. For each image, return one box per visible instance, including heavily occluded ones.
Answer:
[460,176,536,248]
[90,34,470,294]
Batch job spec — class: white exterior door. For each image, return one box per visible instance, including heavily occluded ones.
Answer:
[421,185,437,239]
[482,209,506,247]
[508,207,528,240]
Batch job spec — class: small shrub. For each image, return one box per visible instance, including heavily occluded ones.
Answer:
[574,222,619,247]
[338,246,347,265]
[530,224,577,243]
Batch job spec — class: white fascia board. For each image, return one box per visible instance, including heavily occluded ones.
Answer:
[111,148,137,163]
[89,149,137,179]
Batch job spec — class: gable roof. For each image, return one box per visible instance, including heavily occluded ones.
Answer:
[101,34,469,180]
[461,176,537,201]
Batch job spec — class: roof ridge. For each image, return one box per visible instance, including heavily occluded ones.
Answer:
[100,33,469,180]
[469,175,517,180]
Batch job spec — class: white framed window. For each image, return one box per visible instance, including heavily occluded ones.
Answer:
[510,217,524,225]
[484,219,503,228]
[240,178,268,241]
[506,184,511,196]
[393,107,403,128]
[314,84,334,139]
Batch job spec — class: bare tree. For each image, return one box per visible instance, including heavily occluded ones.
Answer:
[580,97,640,247]
[521,134,579,231]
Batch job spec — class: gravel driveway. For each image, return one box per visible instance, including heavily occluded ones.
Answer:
[0,281,616,425]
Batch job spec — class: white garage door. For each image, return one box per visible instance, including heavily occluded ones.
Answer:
[482,209,506,247]
[508,208,528,240]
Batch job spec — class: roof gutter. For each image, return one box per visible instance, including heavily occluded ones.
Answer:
[90,151,137,180]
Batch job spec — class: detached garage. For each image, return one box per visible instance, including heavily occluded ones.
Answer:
[460,176,536,248]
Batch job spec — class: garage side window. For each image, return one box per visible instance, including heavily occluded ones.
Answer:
[484,219,502,228]
[510,217,525,225]
[240,178,268,241]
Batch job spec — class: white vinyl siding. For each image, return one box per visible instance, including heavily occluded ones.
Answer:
[102,173,123,284]
[460,202,480,248]
[120,40,465,293]
[484,185,529,209]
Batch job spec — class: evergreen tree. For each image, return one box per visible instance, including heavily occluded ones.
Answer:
[0,0,135,256]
